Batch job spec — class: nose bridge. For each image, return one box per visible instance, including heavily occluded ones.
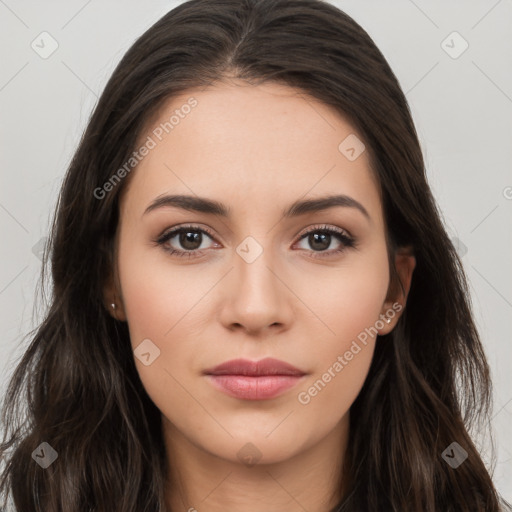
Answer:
[221,232,291,333]
[235,233,281,304]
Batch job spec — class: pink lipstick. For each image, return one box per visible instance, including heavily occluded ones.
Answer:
[203,357,306,400]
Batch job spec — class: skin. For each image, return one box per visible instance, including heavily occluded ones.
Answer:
[104,80,415,512]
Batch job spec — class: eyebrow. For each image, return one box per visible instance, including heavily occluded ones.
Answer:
[143,193,371,221]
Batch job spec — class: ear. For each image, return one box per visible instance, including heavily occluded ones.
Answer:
[377,245,416,335]
[102,272,127,322]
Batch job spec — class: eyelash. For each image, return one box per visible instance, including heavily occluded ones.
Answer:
[154,224,356,260]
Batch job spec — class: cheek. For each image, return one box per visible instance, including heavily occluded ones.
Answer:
[117,249,206,419]
[117,238,218,401]
[117,240,203,346]
[294,297,383,423]
[295,340,374,425]
[293,243,389,412]
[294,240,390,344]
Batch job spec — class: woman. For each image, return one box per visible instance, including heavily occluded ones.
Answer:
[1,0,509,510]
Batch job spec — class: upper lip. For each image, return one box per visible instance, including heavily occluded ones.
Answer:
[203,357,306,376]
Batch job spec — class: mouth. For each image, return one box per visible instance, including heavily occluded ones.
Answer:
[203,357,307,400]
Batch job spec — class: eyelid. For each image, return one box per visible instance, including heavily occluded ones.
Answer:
[155,223,217,245]
[156,223,353,243]
[154,222,356,258]
[295,223,353,240]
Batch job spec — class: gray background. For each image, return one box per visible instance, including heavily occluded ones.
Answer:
[1,0,511,502]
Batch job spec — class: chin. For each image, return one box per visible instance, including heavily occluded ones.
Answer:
[211,431,310,466]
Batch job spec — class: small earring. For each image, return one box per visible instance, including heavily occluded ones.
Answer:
[111,303,116,310]
[384,316,391,324]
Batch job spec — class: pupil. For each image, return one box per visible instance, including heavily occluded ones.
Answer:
[310,233,330,251]
[181,231,201,250]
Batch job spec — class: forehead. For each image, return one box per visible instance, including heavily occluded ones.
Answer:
[120,80,382,224]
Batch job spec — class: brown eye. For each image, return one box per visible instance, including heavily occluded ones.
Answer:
[156,225,218,258]
[294,225,355,258]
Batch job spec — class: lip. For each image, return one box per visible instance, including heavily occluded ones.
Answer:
[204,357,305,377]
[203,357,307,400]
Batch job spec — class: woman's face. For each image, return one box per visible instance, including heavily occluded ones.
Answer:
[110,80,411,466]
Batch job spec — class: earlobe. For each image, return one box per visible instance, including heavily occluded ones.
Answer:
[377,300,403,335]
[104,294,127,322]
[103,276,127,322]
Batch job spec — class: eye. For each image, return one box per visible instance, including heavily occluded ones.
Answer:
[293,224,356,259]
[155,224,219,259]
[154,223,356,259]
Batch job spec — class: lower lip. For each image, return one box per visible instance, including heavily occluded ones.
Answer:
[206,375,304,400]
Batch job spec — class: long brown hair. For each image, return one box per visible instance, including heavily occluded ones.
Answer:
[1,0,509,510]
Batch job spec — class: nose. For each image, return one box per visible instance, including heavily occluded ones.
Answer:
[218,244,294,337]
